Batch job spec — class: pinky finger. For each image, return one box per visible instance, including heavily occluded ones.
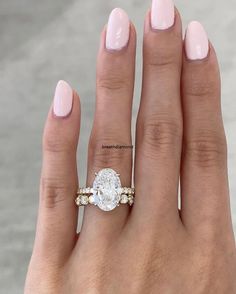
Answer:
[181,22,233,238]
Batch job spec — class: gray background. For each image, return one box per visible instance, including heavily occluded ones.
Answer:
[0,0,236,293]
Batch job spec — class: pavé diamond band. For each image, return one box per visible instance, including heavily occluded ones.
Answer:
[76,168,135,212]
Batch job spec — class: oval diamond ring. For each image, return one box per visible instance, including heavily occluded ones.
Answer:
[76,168,135,212]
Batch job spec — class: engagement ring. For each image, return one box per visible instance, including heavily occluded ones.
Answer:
[76,168,135,211]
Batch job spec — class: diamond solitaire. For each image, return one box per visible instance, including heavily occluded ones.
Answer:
[76,168,135,211]
[93,168,121,211]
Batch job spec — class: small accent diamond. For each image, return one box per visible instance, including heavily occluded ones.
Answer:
[85,188,90,194]
[81,195,89,205]
[89,195,95,204]
[128,196,134,206]
[127,188,130,194]
[75,197,81,205]
[120,194,129,204]
[123,187,128,194]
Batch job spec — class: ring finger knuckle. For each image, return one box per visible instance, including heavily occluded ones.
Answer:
[89,136,131,170]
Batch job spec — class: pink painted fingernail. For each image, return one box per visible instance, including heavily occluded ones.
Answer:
[53,80,73,117]
[151,0,175,30]
[185,21,209,60]
[106,8,130,50]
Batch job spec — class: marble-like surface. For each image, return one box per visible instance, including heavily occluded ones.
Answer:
[0,0,235,292]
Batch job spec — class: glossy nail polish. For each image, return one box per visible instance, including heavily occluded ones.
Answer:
[151,0,175,30]
[106,8,130,50]
[53,80,73,117]
[185,21,209,60]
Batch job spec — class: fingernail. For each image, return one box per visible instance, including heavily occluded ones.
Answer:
[185,21,209,60]
[106,8,130,51]
[151,0,175,30]
[53,80,73,117]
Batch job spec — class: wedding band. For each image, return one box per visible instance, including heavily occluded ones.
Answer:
[76,168,135,212]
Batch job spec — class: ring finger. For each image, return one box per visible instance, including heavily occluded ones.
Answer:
[80,8,136,241]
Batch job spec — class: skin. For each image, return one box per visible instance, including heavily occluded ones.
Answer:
[25,9,236,294]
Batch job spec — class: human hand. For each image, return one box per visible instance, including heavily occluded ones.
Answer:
[25,1,236,293]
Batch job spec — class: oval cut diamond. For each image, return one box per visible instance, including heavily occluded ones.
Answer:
[93,168,121,211]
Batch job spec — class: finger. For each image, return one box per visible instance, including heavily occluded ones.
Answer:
[181,22,233,236]
[33,80,80,264]
[133,2,183,226]
[80,9,136,239]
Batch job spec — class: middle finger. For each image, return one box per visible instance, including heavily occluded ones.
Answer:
[134,1,183,226]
